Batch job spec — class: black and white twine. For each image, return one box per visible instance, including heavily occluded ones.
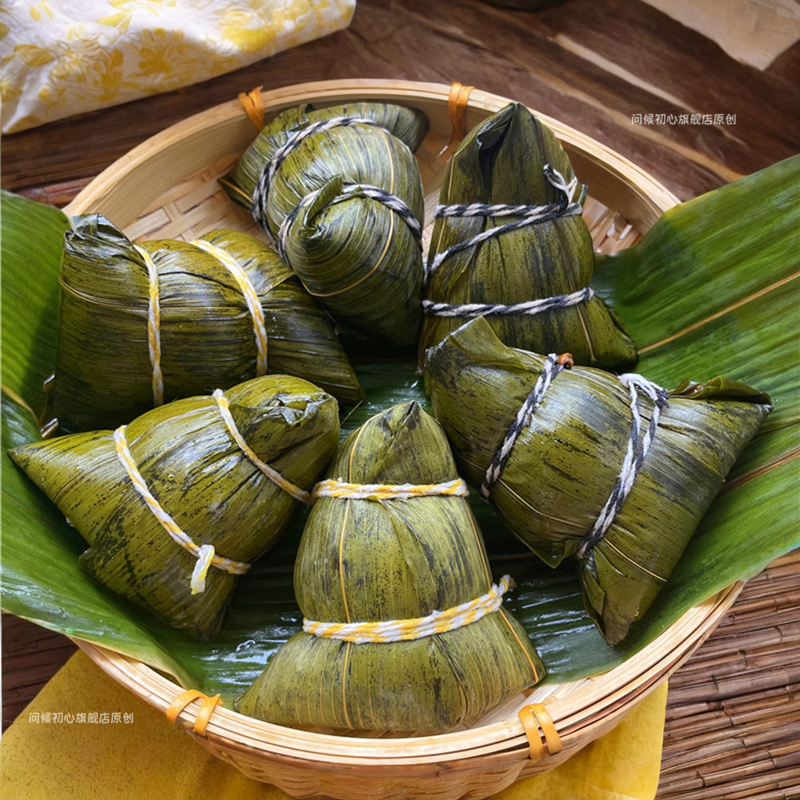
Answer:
[425,164,583,287]
[250,115,389,240]
[481,354,567,499]
[276,183,423,265]
[575,374,669,559]
[423,287,594,318]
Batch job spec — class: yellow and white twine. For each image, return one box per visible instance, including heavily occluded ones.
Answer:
[304,575,512,643]
[312,477,468,501]
[113,424,250,595]
[133,245,164,407]
[212,389,311,504]
[191,239,269,376]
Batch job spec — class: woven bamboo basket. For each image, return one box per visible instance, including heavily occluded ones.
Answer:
[64,79,741,800]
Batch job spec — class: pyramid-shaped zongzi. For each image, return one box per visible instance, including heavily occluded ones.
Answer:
[237,401,543,731]
[10,375,340,639]
[421,103,637,370]
[424,318,771,644]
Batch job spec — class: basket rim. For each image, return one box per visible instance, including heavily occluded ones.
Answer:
[76,581,742,766]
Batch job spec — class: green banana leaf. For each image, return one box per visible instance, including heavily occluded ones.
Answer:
[2,148,798,707]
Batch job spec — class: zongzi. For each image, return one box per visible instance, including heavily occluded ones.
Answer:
[222,102,430,345]
[10,375,340,639]
[48,215,362,432]
[420,103,637,370]
[237,401,544,732]
[424,317,771,644]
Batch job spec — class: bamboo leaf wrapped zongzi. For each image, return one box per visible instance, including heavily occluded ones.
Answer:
[420,103,637,370]
[10,375,340,639]
[222,102,430,345]
[47,215,362,432]
[424,317,771,644]
[237,401,543,732]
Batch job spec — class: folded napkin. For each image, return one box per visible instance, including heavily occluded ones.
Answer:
[0,650,666,799]
[0,0,356,134]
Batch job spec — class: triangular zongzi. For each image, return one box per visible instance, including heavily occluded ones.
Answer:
[222,102,430,345]
[10,375,340,639]
[424,317,771,644]
[237,401,544,732]
[48,215,362,432]
[420,103,637,370]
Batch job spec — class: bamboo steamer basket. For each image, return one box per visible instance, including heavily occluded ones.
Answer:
[64,79,740,800]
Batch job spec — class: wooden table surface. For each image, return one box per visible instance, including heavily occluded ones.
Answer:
[3,1,799,798]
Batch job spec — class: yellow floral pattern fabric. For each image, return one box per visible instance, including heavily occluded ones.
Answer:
[0,0,356,133]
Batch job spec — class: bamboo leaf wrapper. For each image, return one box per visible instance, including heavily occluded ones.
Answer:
[223,102,429,345]
[421,103,637,370]
[237,401,543,732]
[424,318,771,644]
[48,216,362,432]
[10,375,340,639]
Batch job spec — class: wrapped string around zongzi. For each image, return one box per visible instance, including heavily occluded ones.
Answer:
[222,102,430,345]
[237,401,543,732]
[424,317,771,644]
[10,375,340,639]
[420,103,637,370]
[47,215,362,432]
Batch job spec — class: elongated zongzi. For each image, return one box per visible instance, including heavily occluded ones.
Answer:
[420,103,637,370]
[48,215,362,432]
[424,317,771,644]
[222,102,430,345]
[237,401,543,732]
[10,375,340,639]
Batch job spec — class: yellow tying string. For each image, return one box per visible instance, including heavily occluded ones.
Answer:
[304,576,512,643]
[212,389,312,504]
[191,239,269,376]
[238,86,265,130]
[312,477,468,501]
[113,425,251,593]
[133,245,164,406]
[166,689,224,735]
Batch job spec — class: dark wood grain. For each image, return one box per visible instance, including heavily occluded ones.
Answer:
[2,1,799,798]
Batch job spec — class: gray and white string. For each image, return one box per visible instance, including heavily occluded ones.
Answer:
[423,165,591,319]
[481,354,568,499]
[250,115,423,263]
[576,374,670,559]
[483,366,670,555]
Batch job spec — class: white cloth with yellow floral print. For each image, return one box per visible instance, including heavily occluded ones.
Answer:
[0,0,356,134]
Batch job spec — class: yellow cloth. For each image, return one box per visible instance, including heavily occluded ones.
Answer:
[0,651,667,800]
[0,0,356,134]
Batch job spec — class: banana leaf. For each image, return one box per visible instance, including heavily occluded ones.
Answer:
[2,150,798,706]
[10,375,340,639]
[420,103,637,370]
[222,103,429,345]
[237,401,543,732]
[424,317,771,644]
[48,216,362,433]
